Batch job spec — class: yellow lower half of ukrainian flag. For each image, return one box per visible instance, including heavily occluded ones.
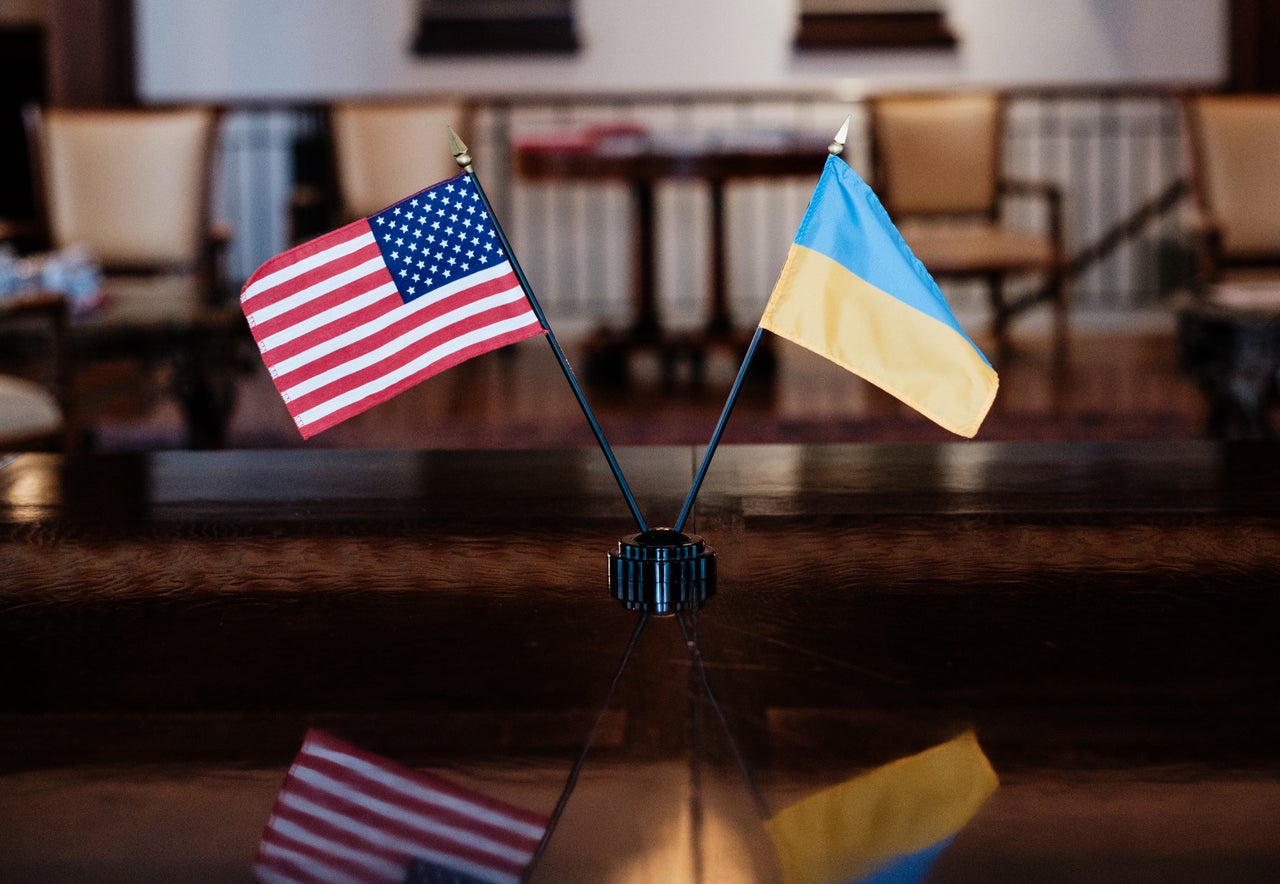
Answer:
[761,245,998,438]
[764,732,999,884]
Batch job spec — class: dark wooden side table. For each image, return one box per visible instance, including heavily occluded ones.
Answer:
[516,131,829,384]
[0,277,246,449]
[1177,284,1280,438]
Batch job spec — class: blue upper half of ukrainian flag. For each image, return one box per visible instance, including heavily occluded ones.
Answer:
[760,155,997,438]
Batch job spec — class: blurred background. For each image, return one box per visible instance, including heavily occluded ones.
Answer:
[3,0,1278,450]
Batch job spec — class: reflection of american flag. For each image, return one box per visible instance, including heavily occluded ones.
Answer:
[241,174,544,439]
[254,730,548,884]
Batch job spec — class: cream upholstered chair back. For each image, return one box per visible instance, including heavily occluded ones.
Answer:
[30,106,220,271]
[865,90,1066,345]
[1185,94,1280,264]
[331,101,470,220]
[870,92,1002,218]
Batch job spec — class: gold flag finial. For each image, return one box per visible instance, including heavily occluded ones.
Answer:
[828,115,851,156]
[449,127,472,171]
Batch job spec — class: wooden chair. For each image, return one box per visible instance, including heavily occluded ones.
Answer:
[22,105,242,448]
[867,91,1067,347]
[330,99,472,221]
[1183,93,1280,287]
[1177,93,1280,437]
[27,105,227,292]
[0,294,73,452]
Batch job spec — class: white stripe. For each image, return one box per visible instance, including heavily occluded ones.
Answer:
[246,255,387,328]
[257,259,514,354]
[294,313,540,429]
[279,791,520,883]
[255,839,378,884]
[267,816,405,881]
[303,742,544,840]
[272,284,528,378]
[287,772,532,864]
[242,229,376,303]
[257,280,399,355]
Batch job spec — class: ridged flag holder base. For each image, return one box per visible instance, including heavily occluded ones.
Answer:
[608,527,716,615]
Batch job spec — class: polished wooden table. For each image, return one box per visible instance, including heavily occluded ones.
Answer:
[517,131,829,383]
[2,442,1279,881]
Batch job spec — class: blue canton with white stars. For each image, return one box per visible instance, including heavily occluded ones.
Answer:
[368,174,506,304]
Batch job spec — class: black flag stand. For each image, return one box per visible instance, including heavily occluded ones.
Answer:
[446,122,848,878]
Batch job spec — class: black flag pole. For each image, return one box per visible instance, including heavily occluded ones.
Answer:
[673,117,851,534]
[673,327,765,533]
[451,129,648,533]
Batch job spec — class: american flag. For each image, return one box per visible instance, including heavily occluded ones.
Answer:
[254,730,548,884]
[241,173,545,439]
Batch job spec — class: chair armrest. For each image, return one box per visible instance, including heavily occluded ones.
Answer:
[201,220,235,307]
[1185,210,1223,289]
[998,177,1065,256]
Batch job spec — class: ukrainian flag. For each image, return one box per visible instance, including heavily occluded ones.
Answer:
[765,731,999,884]
[761,155,998,438]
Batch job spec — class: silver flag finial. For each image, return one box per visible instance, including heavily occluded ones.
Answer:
[828,115,851,156]
[449,127,472,171]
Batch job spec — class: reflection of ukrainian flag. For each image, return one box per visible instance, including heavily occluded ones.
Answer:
[761,156,998,438]
[765,732,998,884]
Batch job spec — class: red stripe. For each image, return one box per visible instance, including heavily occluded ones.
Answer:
[259,288,404,368]
[247,242,389,340]
[274,781,529,878]
[242,220,372,305]
[259,823,403,882]
[268,800,412,870]
[251,729,549,880]
[296,324,543,438]
[302,730,548,829]
[282,301,541,418]
[262,269,522,371]
[288,760,540,859]
[268,279,528,390]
